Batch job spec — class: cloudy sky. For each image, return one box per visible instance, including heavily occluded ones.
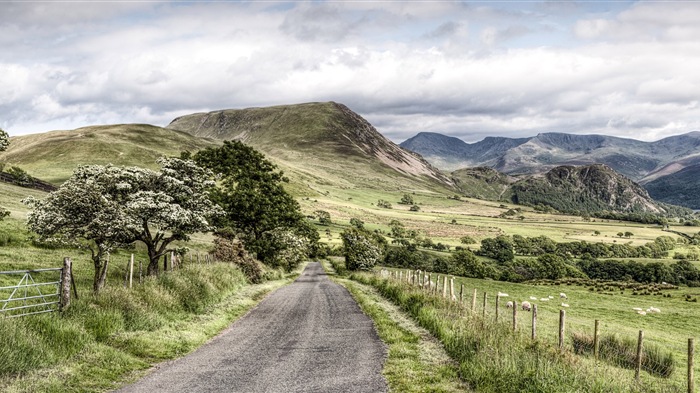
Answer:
[2,1,700,143]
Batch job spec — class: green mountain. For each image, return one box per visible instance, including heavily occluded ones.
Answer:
[0,124,218,184]
[166,101,452,192]
[645,164,700,209]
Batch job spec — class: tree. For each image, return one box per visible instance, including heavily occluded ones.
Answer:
[389,219,406,239]
[350,218,364,229]
[451,249,487,278]
[624,231,634,238]
[399,193,414,205]
[193,141,318,264]
[341,227,381,271]
[25,158,222,291]
[617,232,625,238]
[315,210,331,225]
[460,235,477,245]
[409,205,420,212]
[479,235,514,263]
[0,128,9,152]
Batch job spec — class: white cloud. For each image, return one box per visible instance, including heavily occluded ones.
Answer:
[1,1,700,145]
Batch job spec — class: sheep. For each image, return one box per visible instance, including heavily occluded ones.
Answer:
[506,301,514,308]
[648,307,660,313]
[560,292,567,299]
[637,310,647,316]
[548,295,554,299]
[632,307,643,311]
[521,301,532,311]
[540,298,550,302]
[498,292,509,297]
[561,303,569,307]
[529,296,538,300]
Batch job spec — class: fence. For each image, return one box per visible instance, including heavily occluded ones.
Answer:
[379,268,698,393]
[0,258,74,318]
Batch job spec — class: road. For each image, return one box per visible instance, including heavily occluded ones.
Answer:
[115,262,388,393]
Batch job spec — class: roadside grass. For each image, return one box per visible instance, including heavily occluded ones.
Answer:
[0,263,299,393]
[322,260,467,392]
[349,269,671,393]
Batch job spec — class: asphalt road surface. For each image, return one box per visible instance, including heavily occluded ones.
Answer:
[115,262,388,393]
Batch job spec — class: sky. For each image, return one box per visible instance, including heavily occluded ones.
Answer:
[2,1,700,143]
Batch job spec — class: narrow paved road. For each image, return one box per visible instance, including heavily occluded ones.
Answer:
[116,262,387,393]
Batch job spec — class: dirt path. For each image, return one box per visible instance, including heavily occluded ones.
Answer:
[115,262,387,393]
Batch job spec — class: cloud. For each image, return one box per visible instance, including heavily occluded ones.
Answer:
[1,1,700,146]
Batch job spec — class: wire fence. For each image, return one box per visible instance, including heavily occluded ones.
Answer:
[379,268,697,392]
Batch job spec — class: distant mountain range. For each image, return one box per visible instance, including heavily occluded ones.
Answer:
[400,131,700,208]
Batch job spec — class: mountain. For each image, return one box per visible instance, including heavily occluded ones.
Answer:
[645,164,700,209]
[505,164,666,214]
[400,131,700,208]
[0,124,218,184]
[167,102,452,192]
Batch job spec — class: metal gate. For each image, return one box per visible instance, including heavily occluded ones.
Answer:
[0,268,63,317]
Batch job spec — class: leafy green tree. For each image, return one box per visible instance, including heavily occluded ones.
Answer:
[450,249,488,278]
[24,158,221,291]
[389,219,406,239]
[460,235,477,245]
[479,235,514,263]
[624,231,634,238]
[377,199,392,209]
[409,205,420,212]
[193,141,318,264]
[341,227,381,271]
[315,210,331,225]
[399,193,414,205]
[617,232,625,238]
[536,253,568,280]
[350,217,364,229]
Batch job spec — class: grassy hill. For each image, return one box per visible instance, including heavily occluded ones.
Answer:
[451,167,514,201]
[167,102,453,194]
[0,124,219,185]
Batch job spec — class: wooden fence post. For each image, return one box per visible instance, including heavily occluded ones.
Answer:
[635,330,644,382]
[450,278,455,300]
[495,294,500,322]
[594,320,600,361]
[170,251,175,271]
[559,310,566,352]
[129,254,134,289]
[163,254,168,272]
[532,304,537,340]
[512,300,517,331]
[60,257,72,311]
[460,284,464,302]
[442,277,448,299]
[689,338,695,393]
[482,292,487,317]
[472,288,477,311]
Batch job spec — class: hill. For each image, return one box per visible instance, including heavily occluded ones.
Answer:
[166,102,453,192]
[400,131,700,208]
[451,167,514,201]
[645,164,700,210]
[505,164,665,214]
[0,124,219,184]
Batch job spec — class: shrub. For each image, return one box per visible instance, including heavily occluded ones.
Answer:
[210,235,264,283]
[341,227,381,271]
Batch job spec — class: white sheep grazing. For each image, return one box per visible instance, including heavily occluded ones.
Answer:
[540,298,550,302]
[529,296,538,300]
[498,292,509,297]
[560,293,567,299]
[548,295,554,299]
[632,307,643,311]
[506,301,514,308]
[521,301,532,311]
[648,307,660,313]
[561,303,569,307]
[637,310,647,316]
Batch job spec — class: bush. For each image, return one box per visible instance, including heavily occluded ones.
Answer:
[210,235,264,283]
[341,228,381,271]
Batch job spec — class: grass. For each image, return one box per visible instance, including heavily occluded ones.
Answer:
[322,260,467,392]
[349,268,685,392]
[0,234,300,392]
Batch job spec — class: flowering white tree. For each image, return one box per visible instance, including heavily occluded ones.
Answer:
[25,158,222,292]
